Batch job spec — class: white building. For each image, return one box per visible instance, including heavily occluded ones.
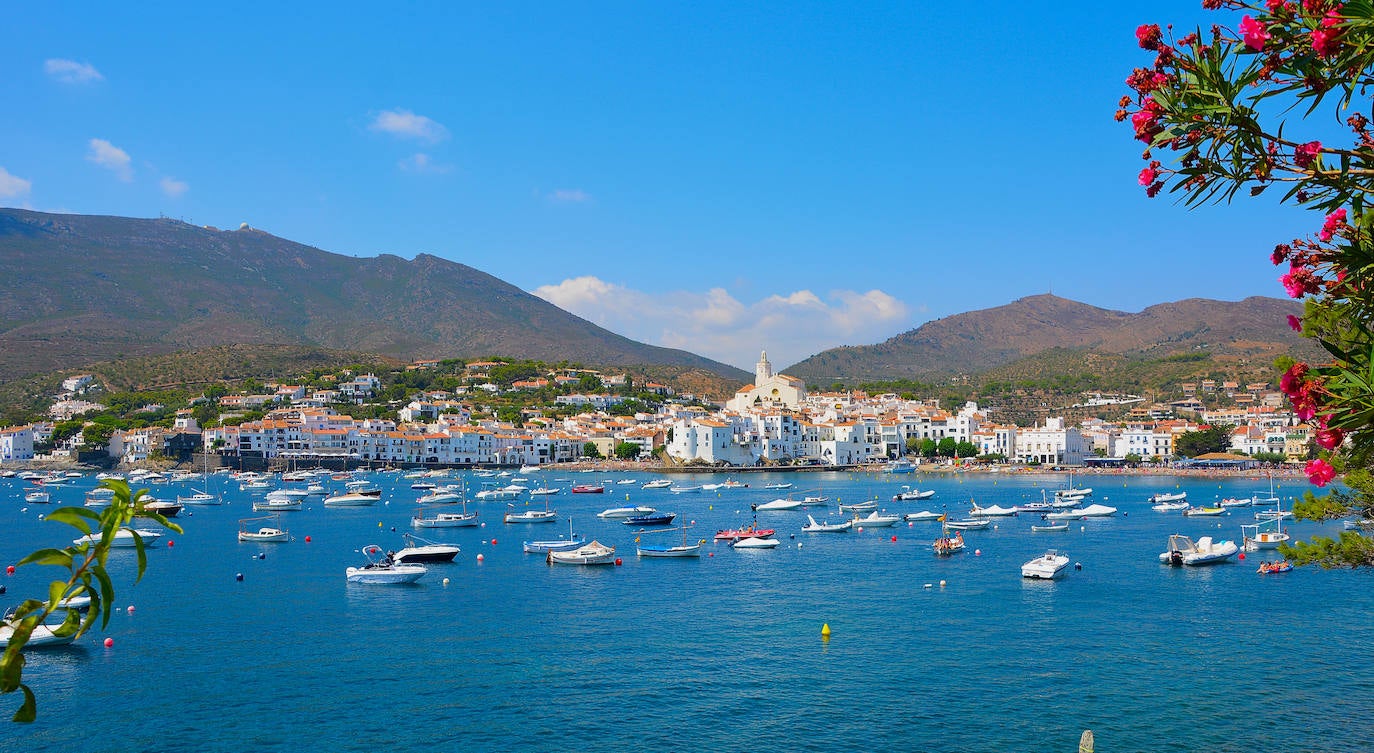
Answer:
[0,425,35,463]
[726,351,807,413]
[1015,417,1085,465]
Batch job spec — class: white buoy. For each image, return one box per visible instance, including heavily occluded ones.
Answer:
[939,580,947,588]
[923,583,933,589]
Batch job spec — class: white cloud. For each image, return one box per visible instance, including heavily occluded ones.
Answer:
[369,109,448,143]
[548,188,591,204]
[0,167,32,199]
[533,277,912,369]
[44,58,103,84]
[398,152,451,174]
[160,176,189,198]
[86,138,132,181]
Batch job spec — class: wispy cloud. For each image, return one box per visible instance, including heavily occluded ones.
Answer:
[44,58,104,84]
[0,167,33,199]
[398,152,451,174]
[86,138,132,181]
[548,188,591,204]
[160,176,189,198]
[532,277,912,369]
[369,109,448,143]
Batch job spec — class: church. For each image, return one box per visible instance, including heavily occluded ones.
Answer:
[725,350,807,413]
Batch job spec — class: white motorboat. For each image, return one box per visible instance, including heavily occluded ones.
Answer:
[596,505,657,519]
[851,510,901,528]
[528,487,561,496]
[802,515,853,533]
[837,500,878,513]
[968,502,1019,517]
[323,491,379,507]
[642,479,673,489]
[1160,534,1239,566]
[1149,491,1187,504]
[1031,521,1069,532]
[346,544,427,584]
[892,486,935,501]
[944,518,991,530]
[73,527,163,548]
[238,516,289,543]
[755,497,803,511]
[389,534,459,563]
[1075,504,1118,517]
[546,540,616,565]
[416,488,463,504]
[763,482,794,490]
[933,527,965,555]
[731,536,780,549]
[1022,550,1071,579]
[1255,508,1294,522]
[0,620,76,649]
[141,499,183,518]
[24,490,50,504]
[254,496,303,512]
[518,464,541,474]
[904,510,943,522]
[1182,506,1226,517]
[1151,500,1190,512]
[412,510,480,528]
[1218,497,1253,508]
[475,486,521,501]
[669,485,702,494]
[85,488,115,509]
[504,499,557,524]
[799,495,829,506]
[525,518,586,553]
[177,490,220,505]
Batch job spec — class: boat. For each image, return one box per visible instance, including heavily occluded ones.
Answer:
[1022,550,1071,579]
[714,524,776,542]
[721,479,749,489]
[323,491,380,507]
[799,495,830,506]
[1182,506,1226,517]
[84,488,115,509]
[1249,472,1282,506]
[1159,534,1239,566]
[24,490,50,503]
[944,518,991,530]
[237,516,289,543]
[641,479,673,489]
[892,486,935,501]
[411,481,437,490]
[1031,521,1070,532]
[968,502,1018,517]
[850,510,901,528]
[524,518,586,553]
[933,526,965,556]
[1256,560,1293,574]
[528,486,561,496]
[837,500,878,513]
[1254,508,1294,522]
[504,503,557,524]
[1074,503,1118,517]
[0,619,76,649]
[475,484,521,501]
[346,544,427,584]
[731,536,780,549]
[1218,496,1253,508]
[416,488,463,504]
[547,540,616,565]
[1242,500,1291,550]
[802,514,853,533]
[904,510,943,522]
[636,524,704,557]
[763,482,793,490]
[1344,518,1374,531]
[1149,491,1188,504]
[413,510,480,528]
[253,496,303,512]
[240,479,272,493]
[518,464,541,474]
[570,484,605,494]
[389,534,459,563]
[624,512,676,526]
[1151,500,1190,512]
[1055,473,1092,501]
[74,527,163,548]
[668,485,702,494]
[755,497,803,511]
[598,506,658,521]
[884,458,917,474]
[142,498,183,518]
[177,490,221,506]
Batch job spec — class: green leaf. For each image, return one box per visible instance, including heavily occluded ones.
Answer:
[92,565,115,630]
[16,548,74,569]
[41,507,97,535]
[11,684,36,723]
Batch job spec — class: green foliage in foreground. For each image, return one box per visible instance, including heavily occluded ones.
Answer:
[0,480,182,721]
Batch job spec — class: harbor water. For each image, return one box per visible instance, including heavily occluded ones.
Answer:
[2,469,1371,752]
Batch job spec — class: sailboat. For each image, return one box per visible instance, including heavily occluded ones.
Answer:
[524,517,585,553]
[635,523,704,558]
[1242,496,1291,551]
[932,516,965,556]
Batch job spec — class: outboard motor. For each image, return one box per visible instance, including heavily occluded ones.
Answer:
[1169,550,1184,567]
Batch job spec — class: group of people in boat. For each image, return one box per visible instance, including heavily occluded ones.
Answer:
[1256,560,1292,574]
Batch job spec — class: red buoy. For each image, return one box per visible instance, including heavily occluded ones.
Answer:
[103,638,113,648]
[167,540,174,548]
[490,539,498,546]
[1238,552,1246,560]
[614,558,623,566]
[5,565,13,575]
[891,535,897,542]
[304,535,312,543]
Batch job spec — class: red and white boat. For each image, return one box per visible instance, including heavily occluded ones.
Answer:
[570,484,605,494]
[713,524,777,542]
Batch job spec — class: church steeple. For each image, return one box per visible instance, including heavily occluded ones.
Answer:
[755,349,773,386]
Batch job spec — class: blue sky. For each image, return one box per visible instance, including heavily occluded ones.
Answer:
[2,2,1310,371]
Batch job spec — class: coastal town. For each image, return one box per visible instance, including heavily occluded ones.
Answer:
[0,350,1312,472]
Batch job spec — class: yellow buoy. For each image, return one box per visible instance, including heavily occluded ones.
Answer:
[821,623,831,640]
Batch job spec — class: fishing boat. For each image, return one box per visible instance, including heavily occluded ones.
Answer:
[837,500,878,513]
[504,501,557,524]
[1242,500,1291,550]
[641,479,673,489]
[524,518,586,553]
[177,490,221,506]
[850,510,901,528]
[413,509,480,528]
[624,512,676,527]
[714,524,776,542]
[346,544,427,584]
[904,510,943,522]
[24,490,50,503]
[546,540,616,565]
[253,495,303,512]
[389,534,459,563]
[731,536,780,549]
[668,484,702,494]
[237,516,289,543]
[635,524,704,558]
[1031,521,1070,532]
[944,518,991,530]
[892,486,935,501]
[1159,534,1239,566]
[802,514,853,533]
[1182,506,1226,517]
[799,495,830,506]
[570,484,606,494]
[1021,550,1071,579]
[1149,491,1187,504]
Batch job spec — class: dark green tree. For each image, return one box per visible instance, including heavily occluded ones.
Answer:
[1174,426,1230,458]
[582,442,603,459]
[613,442,641,460]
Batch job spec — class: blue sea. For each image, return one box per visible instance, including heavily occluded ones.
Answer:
[2,469,1372,752]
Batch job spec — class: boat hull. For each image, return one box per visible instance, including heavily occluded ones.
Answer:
[636,544,702,557]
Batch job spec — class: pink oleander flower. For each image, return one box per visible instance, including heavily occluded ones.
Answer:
[1319,229,1333,242]
[1305,458,1337,486]
[1240,15,1270,51]
[1312,26,1341,58]
[1267,0,1290,13]
[1281,266,1322,298]
[1322,208,1347,234]
[1294,140,1322,168]
[1137,24,1163,50]
[1281,362,1309,396]
[1271,244,1291,265]
[1138,167,1157,186]
[1314,427,1346,450]
[1288,314,1302,331]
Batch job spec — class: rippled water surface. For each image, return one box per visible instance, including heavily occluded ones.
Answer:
[2,470,1371,751]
